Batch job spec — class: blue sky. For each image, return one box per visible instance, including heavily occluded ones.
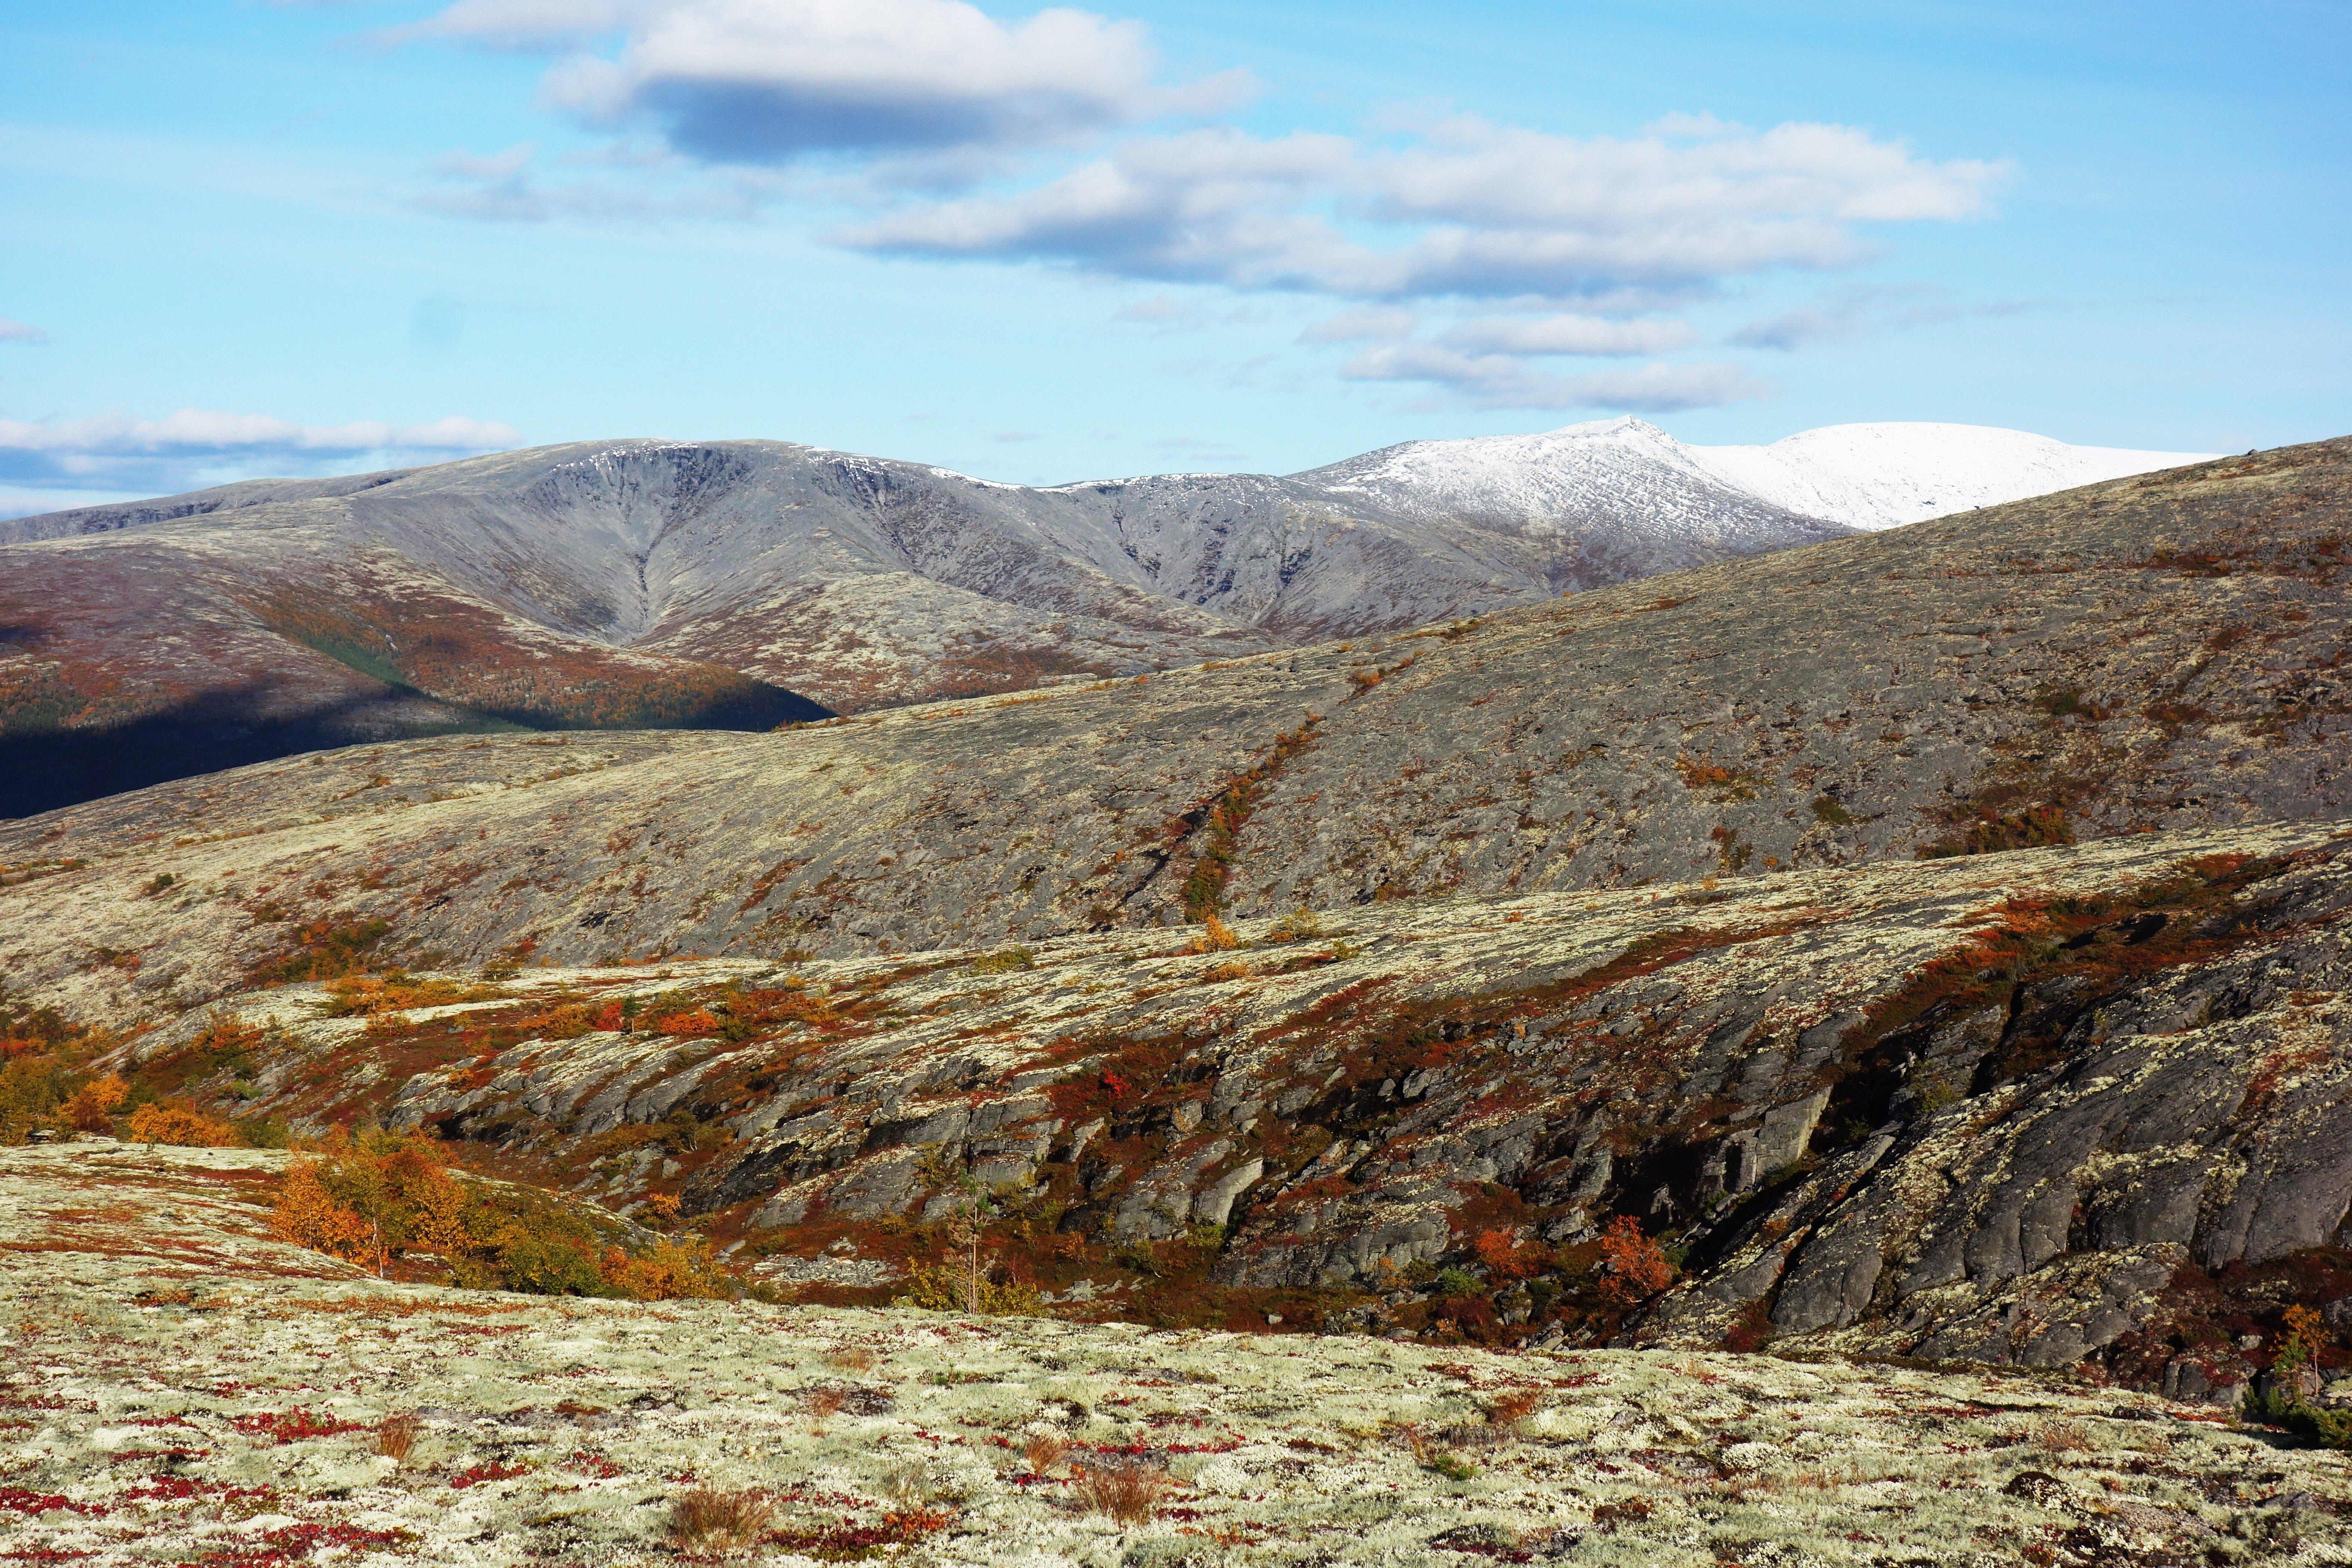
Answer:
[1,0,2345,512]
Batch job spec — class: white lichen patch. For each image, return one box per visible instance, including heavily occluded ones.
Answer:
[6,1146,2349,1566]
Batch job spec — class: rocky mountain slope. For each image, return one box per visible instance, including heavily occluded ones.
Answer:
[3,435,2338,994]
[0,420,2204,817]
[15,1143,2339,1568]
[2,435,2348,1398]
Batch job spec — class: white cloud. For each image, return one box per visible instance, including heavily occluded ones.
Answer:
[1438,313,1696,356]
[837,127,1354,285]
[1339,349,1768,412]
[0,408,520,494]
[839,116,2008,300]
[1112,297,1192,324]
[402,0,1250,161]
[0,320,47,343]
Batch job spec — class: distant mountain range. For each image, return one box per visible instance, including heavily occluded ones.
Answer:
[0,418,2211,816]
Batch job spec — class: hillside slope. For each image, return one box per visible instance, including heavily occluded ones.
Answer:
[2,435,2339,1001]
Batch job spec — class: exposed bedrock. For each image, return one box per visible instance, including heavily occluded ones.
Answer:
[145,818,2344,1384]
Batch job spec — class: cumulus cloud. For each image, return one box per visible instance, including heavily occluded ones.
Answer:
[373,0,2007,414]
[841,116,2007,300]
[1339,349,1767,412]
[0,320,47,343]
[837,127,1355,285]
[0,408,521,494]
[402,0,1250,162]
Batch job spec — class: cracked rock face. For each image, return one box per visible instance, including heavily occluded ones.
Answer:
[48,818,2352,1387]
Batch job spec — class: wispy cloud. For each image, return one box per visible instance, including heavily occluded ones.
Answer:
[1298,306,1418,343]
[411,140,778,222]
[0,408,520,495]
[1338,349,1769,412]
[1727,282,2042,349]
[1438,313,1697,357]
[0,320,48,343]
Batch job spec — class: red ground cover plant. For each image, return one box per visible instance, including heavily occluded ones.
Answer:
[230,1407,364,1445]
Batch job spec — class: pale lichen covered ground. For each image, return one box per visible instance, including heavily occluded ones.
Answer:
[6,1144,2350,1566]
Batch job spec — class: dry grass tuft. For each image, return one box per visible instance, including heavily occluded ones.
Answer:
[375,1412,420,1463]
[880,1462,931,1505]
[668,1487,775,1555]
[826,1343,877,1373]
[1075,1461,1170,1526]
[2034,1418,2092,1455]
[1022,1432,1072,1474]
[805,1387,846,1433]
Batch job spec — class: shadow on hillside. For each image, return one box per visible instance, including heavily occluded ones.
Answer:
[0,679,830,820]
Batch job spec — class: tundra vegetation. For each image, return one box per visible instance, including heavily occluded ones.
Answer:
[3,439,2352,1559]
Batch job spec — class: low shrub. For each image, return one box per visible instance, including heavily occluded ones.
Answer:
[128,1099,240,1147]
[1185,914,1240,954]
[61,1074,127,1132]
[896,1260,1044,1316]
[1594,1216,1675,1308]
[1472,1229,1545,1281]
[1264,910,1325,943]
[501,1232,605,1296]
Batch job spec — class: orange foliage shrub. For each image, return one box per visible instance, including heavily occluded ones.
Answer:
[271,1125,468,1272]
[599,1240,729,1301]
[128,1099,239,1147]
[652,1009,721,1036]
[1185,914,1240,955]
[1472,1229,1545,1281]
[62,1074,128,1132]
[1594,1215,1675,1308]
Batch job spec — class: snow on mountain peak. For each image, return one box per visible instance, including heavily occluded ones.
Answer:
[1684,422,2219,530]
[1294,418,2215,536]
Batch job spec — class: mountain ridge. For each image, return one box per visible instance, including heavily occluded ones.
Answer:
[0,419,2214,818]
